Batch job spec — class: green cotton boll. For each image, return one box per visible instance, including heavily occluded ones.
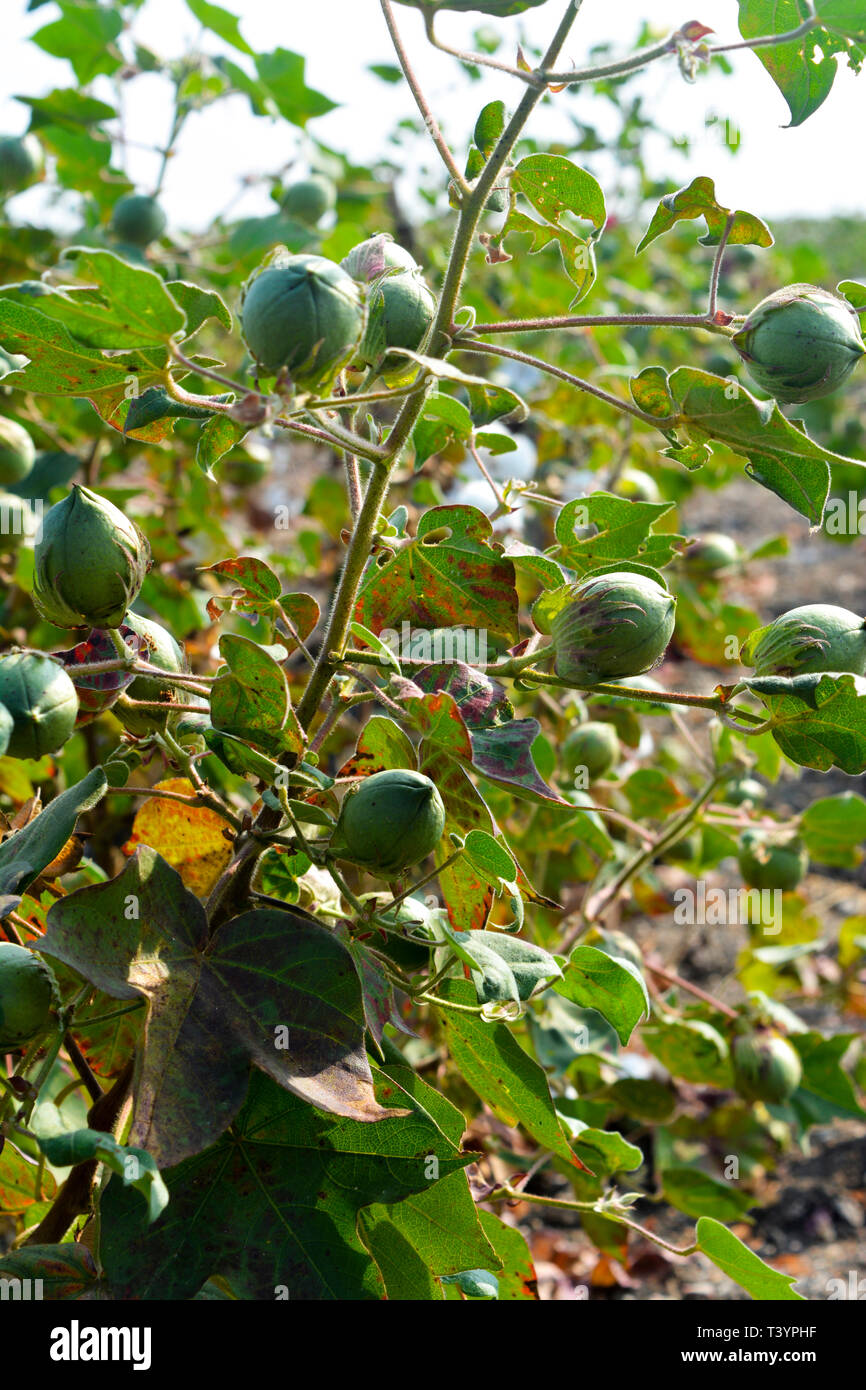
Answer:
[241,253,365,389]
[0,943,59,1050]
[682,532,742,577]
[280,174,336,226]
[0,416,36,486]
[0,651,79,759]
[331,769,446,879]
[741,603,866,678]
[0,134,44,194]
[737,830,808,892]
[359,271,437,381]
[732,1032,802,1104]
[733,284,865,404]
[561,721,620,781]
[341,233,420,283]
[551,571,676,686]
[110,194,167,247]
[33,484,151,630]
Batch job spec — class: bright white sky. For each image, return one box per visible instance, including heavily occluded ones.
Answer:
[1,0,864,232]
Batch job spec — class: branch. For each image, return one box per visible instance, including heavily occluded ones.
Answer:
[380,0,468,192]
[468,313,731,336]
[462,338,668,428]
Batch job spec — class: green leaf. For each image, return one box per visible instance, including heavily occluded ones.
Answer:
[799,792,866,865]
[504,153,606,305]
[40,850,404,1166]
[195,412,247,478]
[35,1128,168,1223]
[661,1167,754,1223]
[99,1065,469,1300]
[33,1,124,85]
[184,0,255,55]
[167,280,233,337]
[437,978,583,1167]
[636,176,773,253]
[462,829,516,882]
[556,947,649,1045]
[738,0,843,126]
[211,632,303,756]
[254,49,338,128]
[667,366,864,526]
[696,1217,805,1299]
[0,767,107,900]
[747,671,866,773]
[817,0,866,40]
[555,492,680,575]
[641,1018,732,1086]
[442,925,562,1005]
[477,1212,538,1299]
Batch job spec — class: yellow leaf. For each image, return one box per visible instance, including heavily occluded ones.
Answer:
[123,778,234,898]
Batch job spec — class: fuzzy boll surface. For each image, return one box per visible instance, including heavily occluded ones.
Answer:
[33,485,151,630]
[551,570,676,685]
[359,271,437,376]
[336,769,446,878]
[0,652,78,759]
[743,603,866,678]
[241,254,364,387]
[733,284,865,404]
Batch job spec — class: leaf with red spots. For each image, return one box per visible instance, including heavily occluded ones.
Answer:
[354,505,519,643]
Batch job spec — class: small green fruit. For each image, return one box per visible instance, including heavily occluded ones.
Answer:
[0,943,58,1049]
[551,571,676,686]
[737,830,808,892]
[561,721,620,781]
[741,603,866,678]
[0,491,36,552]
[359,271,436,379]
[733,284,865,404]
[0,134,44,194]
[241,253,364,388]
[33,485,151,630]
[342,233,420,282]
[332,769,446,878]
[0,651,79,759]
[280,174,336,226]
[110,194,167,247]
[0,416,35,485]
[732,1031,802,1104]
[683,533,742,577]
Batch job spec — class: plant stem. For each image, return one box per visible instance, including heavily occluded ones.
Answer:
[380,0,468,192]
[468,312,730,336]
[708,213,736,319]
[646,961,739,1021]
[462,339,669,427]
